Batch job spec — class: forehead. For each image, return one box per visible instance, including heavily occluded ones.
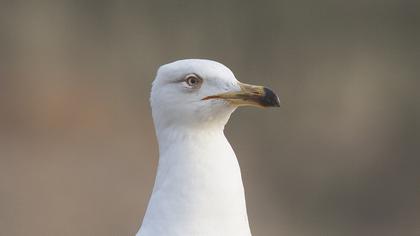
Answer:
[157,59,236,82]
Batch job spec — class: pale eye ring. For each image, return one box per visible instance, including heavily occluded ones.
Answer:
[185,74,203,88]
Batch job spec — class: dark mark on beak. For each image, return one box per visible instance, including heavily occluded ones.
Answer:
[260,87,280,107]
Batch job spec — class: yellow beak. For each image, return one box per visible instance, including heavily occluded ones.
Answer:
[202,82,280,108]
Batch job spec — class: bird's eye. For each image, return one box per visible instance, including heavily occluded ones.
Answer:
[185,74,203,88]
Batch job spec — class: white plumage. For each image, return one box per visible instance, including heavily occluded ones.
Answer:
[137,59,279,236]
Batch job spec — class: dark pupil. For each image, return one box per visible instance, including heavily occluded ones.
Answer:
[190,78,197,84]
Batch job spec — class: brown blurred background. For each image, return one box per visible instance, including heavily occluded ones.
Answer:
[1,1,419,235]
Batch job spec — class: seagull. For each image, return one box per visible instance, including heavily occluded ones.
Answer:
[136,59,280,236]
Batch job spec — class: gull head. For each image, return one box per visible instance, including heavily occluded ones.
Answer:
[150,59,280,131]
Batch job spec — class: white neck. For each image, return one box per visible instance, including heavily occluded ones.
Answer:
[137,126,251,236]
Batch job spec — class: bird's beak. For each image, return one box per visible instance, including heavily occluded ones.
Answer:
[202,82,280,107]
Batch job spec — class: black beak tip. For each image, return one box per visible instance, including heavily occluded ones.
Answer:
[262,87,281,107]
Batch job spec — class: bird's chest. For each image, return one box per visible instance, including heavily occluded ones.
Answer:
[139,137,251,236]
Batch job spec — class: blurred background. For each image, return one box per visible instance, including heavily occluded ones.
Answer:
[1,1,419,235]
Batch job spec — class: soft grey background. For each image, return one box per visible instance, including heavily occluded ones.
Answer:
[1,1,419,235]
